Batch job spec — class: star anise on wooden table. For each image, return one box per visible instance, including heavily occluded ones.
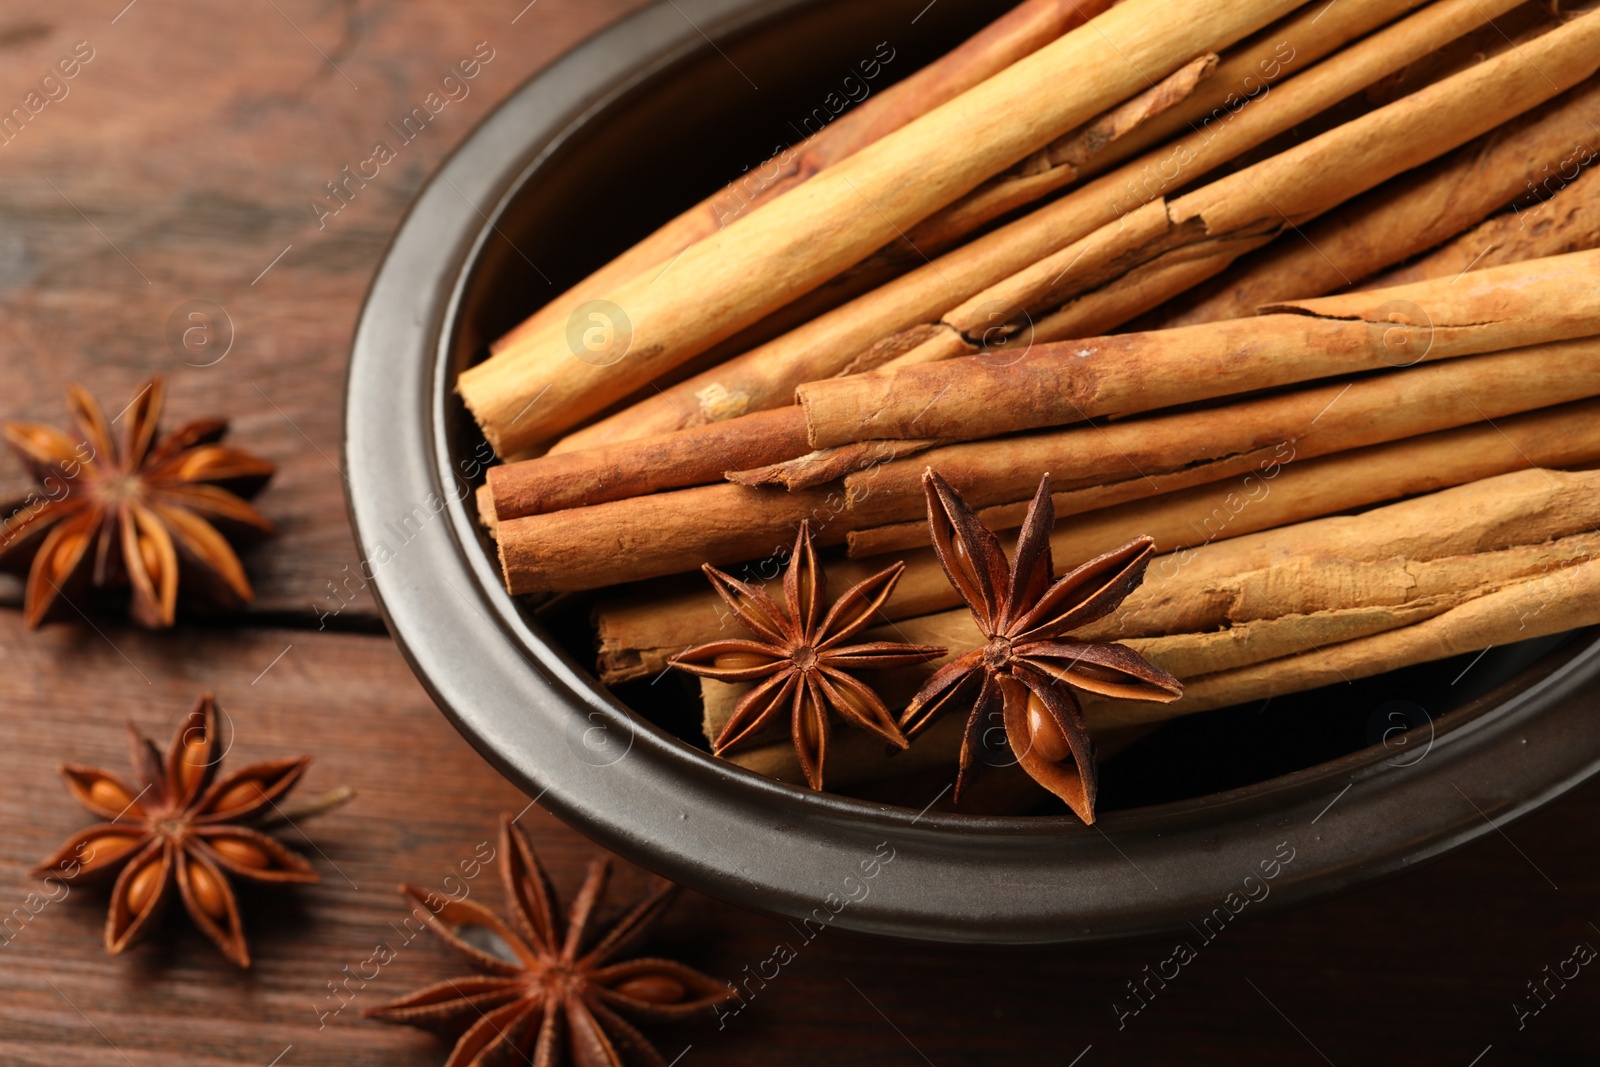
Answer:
[367,815,730,1067]
[901,471,1183,823]
[669,520,946,790]
[0,377,274,629]
[33,693,326,967]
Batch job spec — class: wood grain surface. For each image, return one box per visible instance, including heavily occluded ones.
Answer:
[1,1,1596,1064]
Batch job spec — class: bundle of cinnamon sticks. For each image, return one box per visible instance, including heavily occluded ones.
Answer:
[458,0,1600,808]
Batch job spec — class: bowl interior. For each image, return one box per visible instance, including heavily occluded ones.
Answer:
[440,0,1587,816]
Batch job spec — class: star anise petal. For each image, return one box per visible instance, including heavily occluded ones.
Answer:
[817,641,950,671]
[65,383,117,467]
[698,565,789,645]
[106,841,172,956]
[32,823,146,884]
[903,471,1185,823]
[563,998,629,1067]
[576,881,678,971]
[121,378,164,469]
[589,958,733,1021]
[813,562,908,649]
[160,446,277,499]
[454,998,547,1067]
[2,421,81,481]
[667,638,789,682]
[1020,640,1183,702]
[192,826,319,883]
[560,858,612,961]
[21,506,98,627]
[369,817,732,1067]
[59,763,147,821]
[164,694,220,808]
[152,503,255,605]
[361,975,529,1031]
[675,521,945,790]
[1014,535,1160,641]
[814,667,908,750]
[924,470,1011,632]
[782,521,826,642]
[398,883,531,975]
[145,418,229,465]
[175,845,249,966]
[953,670,1004,801]
[899,651,983,739]
[1,379,274,629]
[792,675,832,790]
[712,670,801,755]
[127,720,168,802]
[194,755,312,823]
[125,502,179,628]
[502,814,562,953]
[1005,668,1097,821]
[152,483,275,533]
[1003,477,1057,632]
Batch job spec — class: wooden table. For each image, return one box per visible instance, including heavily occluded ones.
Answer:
[1,2,1595,1063]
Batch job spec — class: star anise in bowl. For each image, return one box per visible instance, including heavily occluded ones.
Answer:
[367,814,731,1066]
[902,471,1183,823]
[0,377,274,628]
[669,520,945,790]
[33,693,325,967]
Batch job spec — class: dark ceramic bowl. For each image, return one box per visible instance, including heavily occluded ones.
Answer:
[344,0,1600,943]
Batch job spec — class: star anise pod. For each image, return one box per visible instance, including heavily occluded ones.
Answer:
[901,471,1183,823]
[669,520,945,790]
[32,693,320,967]
[0,377,274,629]
[367,815,731,1067]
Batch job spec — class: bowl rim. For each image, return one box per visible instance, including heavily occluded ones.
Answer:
[344,0,1600,944]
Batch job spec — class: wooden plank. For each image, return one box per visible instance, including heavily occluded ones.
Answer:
[0,0,653,620]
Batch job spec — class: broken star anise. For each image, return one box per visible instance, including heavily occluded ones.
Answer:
[901,471,1183,823]
[33,693,319,967]
[366,815,731,1067]
[670,520,945,790]
[0,377,274,629]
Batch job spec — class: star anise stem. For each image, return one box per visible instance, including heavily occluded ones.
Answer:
[670,521,945,790]
[900,471,1182,823]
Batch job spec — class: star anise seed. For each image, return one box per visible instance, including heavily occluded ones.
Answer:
[670,520,945,790]
[0,377,274,629]
[366,815,732,1067]
[32,693,321,967]
[901,471,1183,823]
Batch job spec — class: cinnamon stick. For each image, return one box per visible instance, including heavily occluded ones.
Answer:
[1093,555,1600,728]
[592,421,1600,681]
[1147,74,1600,327]
[836,338,1600,544]
[1365,163,1600,289]
[886,53,1221,257]
[461,0,1304,454]
[513,386,1600,607]
[488,0,1110,359]
[938,10,1600,352]
[854,397,1600,561]
[487,407,808,520]
[799,250,1600,448]
[552,0,1511,451]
